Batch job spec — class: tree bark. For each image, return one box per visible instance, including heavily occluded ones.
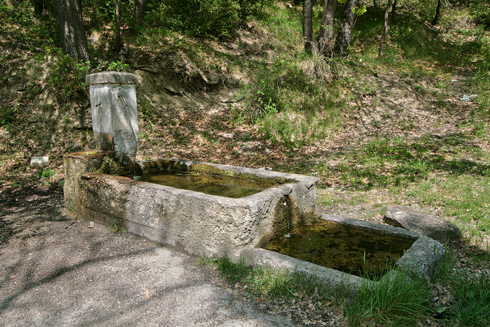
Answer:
[115,0,121,52]
[56,0,90,62]
[391,0,397,23]
[132,0,147,36]
[302,0,314,53]
[334,0,359,56]
[317,0,337,57]
[432,0,442,25]
[378,0,392,58]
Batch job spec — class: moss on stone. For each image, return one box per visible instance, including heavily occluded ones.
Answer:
[96,156,141,177]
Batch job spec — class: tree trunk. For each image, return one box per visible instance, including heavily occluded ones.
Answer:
[378,0,392,58]
[317,0,337,58]
[57,0,90,62]
[391,0,397,23]
[132,0,147,36]
[302,0,314,53]
[432,0,442,25]
[115,0,121,52]
[334,0,359,56]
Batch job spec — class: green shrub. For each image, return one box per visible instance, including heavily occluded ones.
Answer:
[164,0,271,39]
[0,106,17,128]
[45,49,91,103]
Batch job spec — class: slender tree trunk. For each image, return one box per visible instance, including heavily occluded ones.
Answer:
[432,0,442,25]
[303,0,314,53]
[317,0,337,57]
[57,0,90,62]
[115,0,121,52]
[378,0,392,58]
[132,0,147,36]
[334,0,359,56]
[391,0,397,23]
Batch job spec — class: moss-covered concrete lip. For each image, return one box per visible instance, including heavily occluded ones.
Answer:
[241,214,445,294]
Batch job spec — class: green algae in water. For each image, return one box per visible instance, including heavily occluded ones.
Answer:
[137,171,278,198]
[263,220,416,280]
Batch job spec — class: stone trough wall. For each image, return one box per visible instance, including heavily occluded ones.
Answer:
[64,152,319,261]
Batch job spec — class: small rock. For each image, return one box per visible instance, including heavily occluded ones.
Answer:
[88,221,95,228]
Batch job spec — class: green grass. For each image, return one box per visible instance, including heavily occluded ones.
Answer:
[215,256,325,300]
[315,134,490,190]
[346,270,432,326]
[449,273,490,326]
[432,250,490,327]
[406,174,490,240]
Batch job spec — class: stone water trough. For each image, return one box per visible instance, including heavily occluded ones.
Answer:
[64,72,444,293]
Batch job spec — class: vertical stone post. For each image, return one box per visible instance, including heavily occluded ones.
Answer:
[86,72,139,161]
[63,150,113,213]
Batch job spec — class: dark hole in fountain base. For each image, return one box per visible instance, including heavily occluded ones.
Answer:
[263,220,416,280]
[137,171,280,198]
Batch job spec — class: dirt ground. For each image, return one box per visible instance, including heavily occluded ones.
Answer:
[0,184,304,327]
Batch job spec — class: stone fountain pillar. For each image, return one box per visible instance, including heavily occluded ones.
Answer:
[86,72,139,161]
[63,72,139,212]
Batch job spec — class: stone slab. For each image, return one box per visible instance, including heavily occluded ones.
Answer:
[86,71,139,85]
[384,205,462,243]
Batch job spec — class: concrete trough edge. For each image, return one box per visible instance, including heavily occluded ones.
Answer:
[240,215,446,294]
[136,158,320,189]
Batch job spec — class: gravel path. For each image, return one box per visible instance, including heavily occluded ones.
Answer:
[0,184,295,327]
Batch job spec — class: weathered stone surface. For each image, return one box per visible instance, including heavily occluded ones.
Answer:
[395,235,445,280]
[30,156,49,168]
[77,159,319,261]
[86,71,139,85]
[384,205,462,243]
[63,150,113,212]
[86,72,139,161]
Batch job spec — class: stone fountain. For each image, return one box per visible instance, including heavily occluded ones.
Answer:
[63,71,444,294]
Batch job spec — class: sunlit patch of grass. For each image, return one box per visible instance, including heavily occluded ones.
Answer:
[315,134,490,190]
[406,174,490,237]
[433,250,490,327]
[216,256,323,300]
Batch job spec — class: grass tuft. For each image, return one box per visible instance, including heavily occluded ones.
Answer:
[346,270,431,326]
